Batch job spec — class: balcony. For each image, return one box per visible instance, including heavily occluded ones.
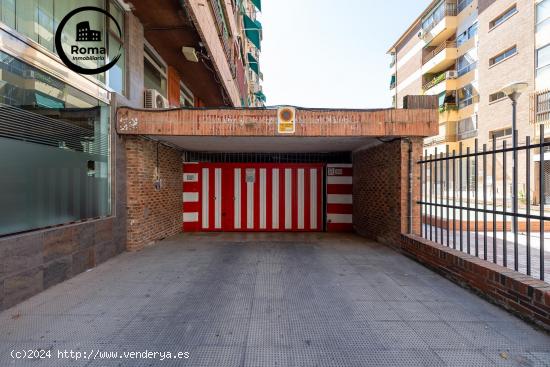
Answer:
[421,2,458,46]
[423,71,458,95]
[421,41,458,74]
[439,102,459,122]
[457,115,478,140]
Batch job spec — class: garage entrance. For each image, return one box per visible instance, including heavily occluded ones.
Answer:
[183,162,325,232]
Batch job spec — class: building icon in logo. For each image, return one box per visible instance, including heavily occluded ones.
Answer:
[76,21,101,42]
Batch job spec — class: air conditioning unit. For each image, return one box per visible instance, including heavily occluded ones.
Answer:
[144,89,168,109]
[446,70,458,79]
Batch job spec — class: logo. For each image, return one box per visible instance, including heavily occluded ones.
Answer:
[55,6,122,75]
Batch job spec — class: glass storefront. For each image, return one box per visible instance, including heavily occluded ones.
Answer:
[0,0,125,93]
[0,50,111,236]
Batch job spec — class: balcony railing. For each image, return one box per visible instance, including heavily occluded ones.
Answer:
[457,0,473,13]
[457,61,477,77]
[422,3,458,34]
[210,0,236,78]
[422,41,457,65]
[439,102,458,113]
[456,116,477,139]
[423,72,447,91]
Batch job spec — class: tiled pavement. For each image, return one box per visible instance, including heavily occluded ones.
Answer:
[0,233,549,366]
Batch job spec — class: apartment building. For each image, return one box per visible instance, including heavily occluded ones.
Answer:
[389,0,547,149]
[389,0,550,201]
[0,0,263,308]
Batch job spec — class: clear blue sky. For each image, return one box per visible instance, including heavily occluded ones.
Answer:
[260,0,432,109]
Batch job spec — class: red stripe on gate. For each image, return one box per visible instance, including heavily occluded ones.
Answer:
[327,184,353,195]
[327,204,353,214]
[327,223,354,232]
[241,168,247,230]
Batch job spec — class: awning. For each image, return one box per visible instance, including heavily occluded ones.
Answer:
[390,75,396,85]
[251,0,261,11]
[243,14,262,50]
[35,93,65,109]
[438,92,446,107]
[255,90,266,102]
[247,53,259,74]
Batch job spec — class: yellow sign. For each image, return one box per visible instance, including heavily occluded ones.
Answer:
[277,107,296,134]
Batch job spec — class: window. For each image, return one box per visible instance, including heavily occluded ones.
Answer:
[457,51,477,76]
[180,82,194,107]
[537,0,550,32]
[489,5,518,29]
[144,46,167,97]
[489,91,506,103]
[458,84,477,109]
[489,127,513,140]
[422,1,447,32]
[537,44,550,77]
[0,50,111,236]
[457,22,478,47]
[0,1,126,89]
[490,46,517,66]
[107,0,125,95]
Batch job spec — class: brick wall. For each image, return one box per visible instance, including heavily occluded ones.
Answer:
[353,138,423,246]
[401,234,550,331]
[125,137,182,251]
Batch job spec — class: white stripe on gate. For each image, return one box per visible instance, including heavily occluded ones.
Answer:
[260,169,266,229]
[297,169,304,229]
[327,213,353,223]
[247,169,255,229]
[201,168,209,229]
[327,176,352,185]
[327,194,353,204]
[272,169,279,229]
[214,168,222,229]
[183,192,198,202]
[310,168,317,229]
[285,168,292,229]
[183,212,198,222]
[234,168,241,229]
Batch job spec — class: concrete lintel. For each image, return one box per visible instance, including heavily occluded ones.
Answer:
[116,106,438,138]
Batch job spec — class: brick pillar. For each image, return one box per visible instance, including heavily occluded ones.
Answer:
[125,137,183,251]
[353,137,423,247]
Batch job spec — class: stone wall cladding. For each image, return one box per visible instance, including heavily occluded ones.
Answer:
[0,218,123,311]
[125,137,182,251]
[401,234,550,331]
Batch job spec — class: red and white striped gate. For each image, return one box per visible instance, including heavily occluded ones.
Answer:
[326,164,353,232]
[183,163,324,232]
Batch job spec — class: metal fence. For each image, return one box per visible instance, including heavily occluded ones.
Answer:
[418,124,550,281]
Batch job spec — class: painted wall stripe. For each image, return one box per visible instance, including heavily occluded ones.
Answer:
[183,212,199,222]
[285,168,292,229]
[201,168,209,229]
[183,192,199,202]
[272,168,279,229]
[327,194,353,204]
[327,213,353,224]
[327,176,353,185]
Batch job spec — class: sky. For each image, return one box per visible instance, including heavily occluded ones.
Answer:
[259,0,432,109]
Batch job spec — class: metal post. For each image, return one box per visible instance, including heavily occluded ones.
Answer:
[430,154,433,242]
[526,136,531,276]
[440,150,444,244]
[446,145,450,247]
[467,147,471,254]
[435,148,438,243]
[503,140,507,268]
[493,137,497,263]
[459,142,463,252]
[540,123,545,281]
[483,144,487,260]
[421,154,424,238]
[512,101,519,270]
[474,139,479,257]
[453,150,457,249]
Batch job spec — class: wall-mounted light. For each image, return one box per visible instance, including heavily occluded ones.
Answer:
[181,46,199,62]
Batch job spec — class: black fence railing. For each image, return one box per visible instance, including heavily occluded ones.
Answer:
[418,125,550,281]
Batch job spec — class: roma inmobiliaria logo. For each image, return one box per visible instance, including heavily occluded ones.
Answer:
[55,6,122,75]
